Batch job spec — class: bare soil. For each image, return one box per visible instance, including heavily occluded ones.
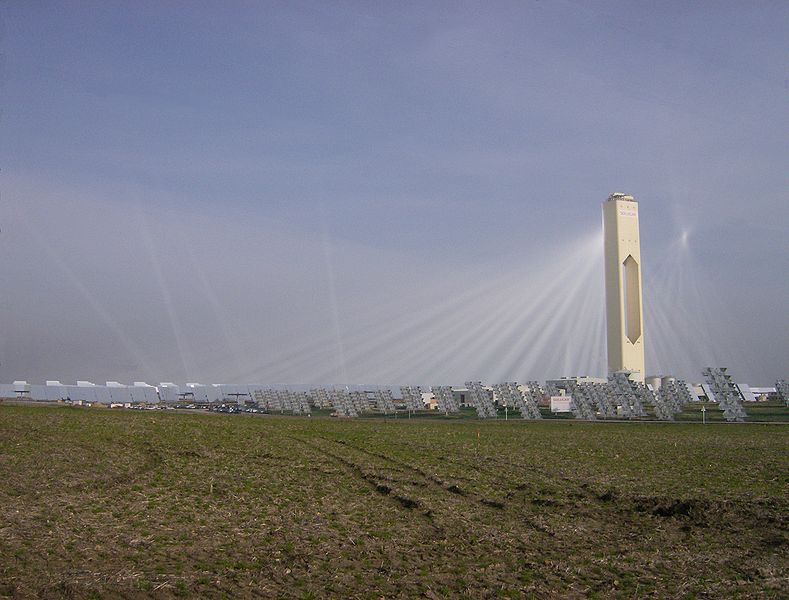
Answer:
[0,406,786,598]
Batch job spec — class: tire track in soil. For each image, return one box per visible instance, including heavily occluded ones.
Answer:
[471,452,786,535]
[337,438,584,509]
[286,435,441,528]
[483,450,781,528]
[430,450,636,514]
[329,438,563,537]
[323,437,512,511]
[288,435,556,539]
[327,439,615,540]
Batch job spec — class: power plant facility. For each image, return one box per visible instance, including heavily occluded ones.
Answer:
[603,193,645,382]
[2,193,785,423]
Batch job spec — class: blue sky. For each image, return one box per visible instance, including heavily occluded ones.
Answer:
[1,1,787,385]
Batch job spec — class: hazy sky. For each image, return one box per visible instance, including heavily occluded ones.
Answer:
[1,1,787,385]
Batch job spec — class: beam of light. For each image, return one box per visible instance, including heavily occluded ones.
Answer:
[230,221,756,388]
[517,249,600,379]
[490,232,602,381]
[402,237,587,381]
[137,211,196,381]
[569,250,606,376]
[423,232,600,382]
[644,237,713,378]
[454,241,599,381]
[300,231,607,385]
[339,261,521,358]
[643,226,760,381]
[232,221,764,388]
[321,220,348,385]
[175,222,246,379]
[382,267,541,382]
[231,230,610,385]
[231,258,517,383]
[17,212,159,378]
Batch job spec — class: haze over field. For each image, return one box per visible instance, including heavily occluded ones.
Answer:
[1,2,787,385]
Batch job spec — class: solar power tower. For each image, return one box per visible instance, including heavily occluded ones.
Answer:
[603,193,645,382]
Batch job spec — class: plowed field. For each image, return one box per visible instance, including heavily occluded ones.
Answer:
[1,405,786,598]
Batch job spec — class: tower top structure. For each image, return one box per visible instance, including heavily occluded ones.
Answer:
[607,193,635,202]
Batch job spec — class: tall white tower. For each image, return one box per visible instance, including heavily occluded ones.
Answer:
[603,193,645,381]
